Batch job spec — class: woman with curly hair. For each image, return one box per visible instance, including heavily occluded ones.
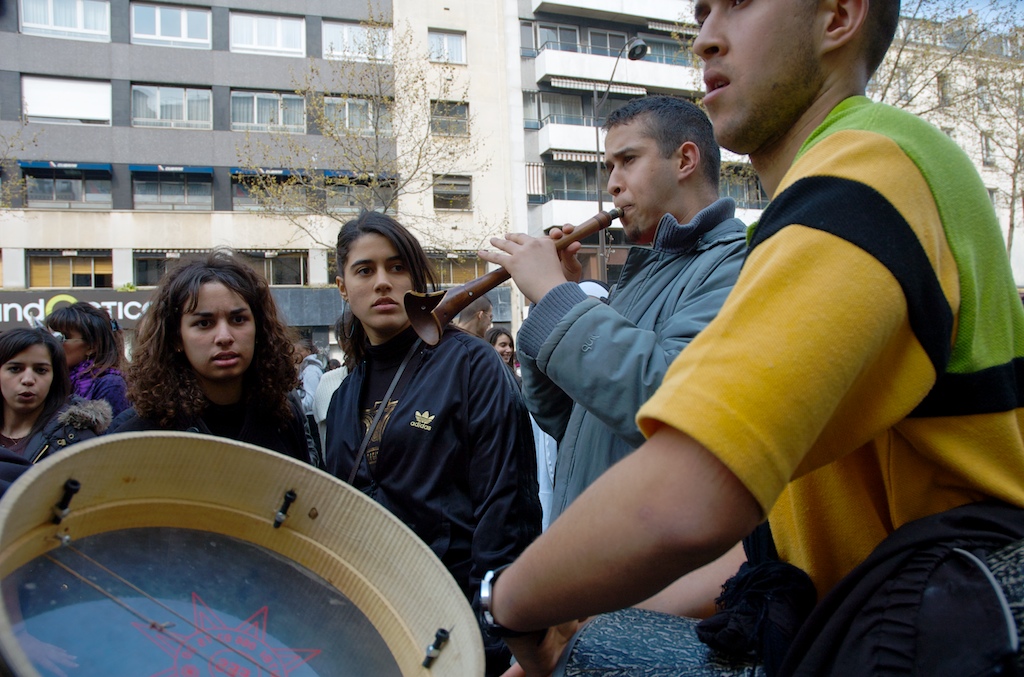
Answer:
[109,250,313,465]
[45,301,130,417]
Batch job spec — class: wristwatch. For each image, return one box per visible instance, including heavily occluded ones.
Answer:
[480,565,534,638]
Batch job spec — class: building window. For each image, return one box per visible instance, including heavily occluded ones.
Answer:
[232,178,260,210]
[322,21,391,61]
[230,91,305,133]
[239,252,307,286]
[132,171,212,210]
[132,85,212,129]
[430,101,469,135]
[539,93,584,125]
[230,12,304,57]
[982,132,996,167]
[536,23,578,52]
[523,91,540,128]
[896,69,912,102]
[520,21,536,57]
[324,97,392,135]
[433,175,471,210]
[29,253,113,288]
[22,76,111,125]
[431,253,483,285]
[23,166,112,208]
[544,164,589,201]
[134,254,173,286]
[231,174,306,211]
[20,0,109,41]
[589,29,626,56]
[325,181,393,213]
[936,74,951,107]
[977,79,991,112]
[988,188,999,207]
[721,168,769,209]
[131,3,210,48]
[645,39,692,66]
[428,30,466,64]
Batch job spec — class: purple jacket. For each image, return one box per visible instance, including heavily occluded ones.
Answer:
[70,360,130,418]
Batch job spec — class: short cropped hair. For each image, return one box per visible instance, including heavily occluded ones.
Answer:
[864,0,901,77]
[457,295,492,322]
[604,96,720,190]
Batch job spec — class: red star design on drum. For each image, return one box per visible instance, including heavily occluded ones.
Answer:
[134,593,321,677]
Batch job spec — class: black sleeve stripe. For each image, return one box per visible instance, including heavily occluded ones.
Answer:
[913,358,1024,416]
[751,176,953,378]
[753,176,1024,417]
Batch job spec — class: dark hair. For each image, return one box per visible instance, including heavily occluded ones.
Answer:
[294,336,315,356]
[864,0,900,77]
[0,328,72,438]
[335,211,437,364]
[604,96,721,190]
[332,313,355,371]
[458,295,492,322]
[127,248,298,427]
[485,326,515,369]
[45,302,124,376]
[326,358,342,371]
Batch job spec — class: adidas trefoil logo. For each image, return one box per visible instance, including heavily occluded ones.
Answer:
[411,410,435,431]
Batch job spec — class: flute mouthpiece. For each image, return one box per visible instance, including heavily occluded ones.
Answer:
[606,207,623,220]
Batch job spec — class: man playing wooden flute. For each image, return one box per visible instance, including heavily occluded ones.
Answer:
[481,95,747,533]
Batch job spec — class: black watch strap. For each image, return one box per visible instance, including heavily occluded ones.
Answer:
[480,565,534,638]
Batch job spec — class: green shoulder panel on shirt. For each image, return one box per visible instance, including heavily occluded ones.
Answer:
[794,96,1024,376]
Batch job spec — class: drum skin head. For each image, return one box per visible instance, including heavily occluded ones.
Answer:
[0,432,484,676]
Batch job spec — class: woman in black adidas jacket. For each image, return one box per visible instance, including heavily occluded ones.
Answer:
[325,212,542,677]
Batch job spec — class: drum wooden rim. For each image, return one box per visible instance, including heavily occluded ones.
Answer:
[0,431,484,676]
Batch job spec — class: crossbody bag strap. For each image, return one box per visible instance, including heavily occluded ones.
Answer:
[347,338,422,485]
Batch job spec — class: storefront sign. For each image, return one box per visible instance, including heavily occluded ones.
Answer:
[0,291,154,330]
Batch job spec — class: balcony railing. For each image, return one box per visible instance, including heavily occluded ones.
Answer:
[530,189,614,203]
[540,113,597,127]
[524,41,696,68]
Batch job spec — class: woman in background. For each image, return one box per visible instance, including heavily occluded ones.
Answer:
[325,211,540,676]
[45,302,129,417]
[1,328,111,494]
[486,327,519,385]
[109,250,313,465]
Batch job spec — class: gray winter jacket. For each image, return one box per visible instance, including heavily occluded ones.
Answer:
[518,198,747,522]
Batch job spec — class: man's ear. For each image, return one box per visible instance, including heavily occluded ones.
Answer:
[677,141,701,182]
[336,275,347,302]
[820,0,868,56]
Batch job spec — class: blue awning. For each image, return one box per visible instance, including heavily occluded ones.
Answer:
[129,165,214,174]
[323,169,398,180]
[230,167,304,176]
[18,161,112,172]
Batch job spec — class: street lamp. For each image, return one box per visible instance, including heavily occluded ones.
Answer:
[593,36,647,283]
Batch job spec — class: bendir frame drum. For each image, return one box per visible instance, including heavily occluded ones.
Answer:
[0,432,484,676]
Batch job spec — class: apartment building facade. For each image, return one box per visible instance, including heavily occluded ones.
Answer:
[0,0,514,345]
[1,0,1019,345]
[510,0,766,283]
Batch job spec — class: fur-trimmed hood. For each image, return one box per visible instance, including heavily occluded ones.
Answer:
[56,397,113,434]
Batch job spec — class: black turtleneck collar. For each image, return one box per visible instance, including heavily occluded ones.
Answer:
[365,325,419,367]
